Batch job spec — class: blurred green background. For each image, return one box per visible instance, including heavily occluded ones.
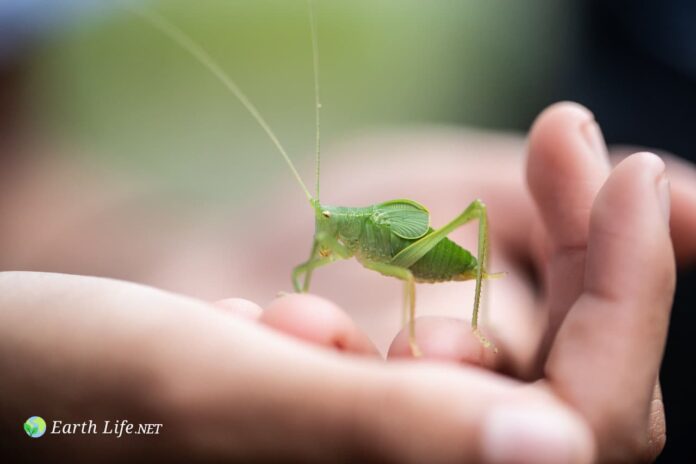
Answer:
[28,0,575,205]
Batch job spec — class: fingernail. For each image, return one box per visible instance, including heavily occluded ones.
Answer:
[482,407,593,464]
[657,174,671,225]
[214,298,263,320]
[580,119,607,159]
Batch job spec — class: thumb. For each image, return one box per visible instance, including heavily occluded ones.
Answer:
[546,153,674,461]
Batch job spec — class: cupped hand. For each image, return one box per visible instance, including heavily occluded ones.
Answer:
[245,102,696,462]
[4,102,695,463]
[2,271,595,464]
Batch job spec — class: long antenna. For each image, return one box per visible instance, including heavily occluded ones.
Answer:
[130,5,314,202]
[308,0,321,200]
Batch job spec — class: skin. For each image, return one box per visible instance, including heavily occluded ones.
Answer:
[2,102,696,463]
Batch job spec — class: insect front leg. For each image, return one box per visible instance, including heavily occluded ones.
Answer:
[390,199,495,350]
[292,236,352,292]
[293,240,334,292]
[292,255,332,292]
[293,241,319,292]
[362,261,421,357]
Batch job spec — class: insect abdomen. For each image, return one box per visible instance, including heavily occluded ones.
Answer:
[408,235,477,283]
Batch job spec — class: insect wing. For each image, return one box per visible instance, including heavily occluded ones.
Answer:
[373,200,430,239]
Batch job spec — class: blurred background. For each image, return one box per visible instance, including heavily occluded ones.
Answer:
[1,0,694,461]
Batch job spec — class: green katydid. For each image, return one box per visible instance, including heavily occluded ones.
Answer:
[134,1,499,356]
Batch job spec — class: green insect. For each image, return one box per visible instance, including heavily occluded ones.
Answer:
[135,1,499,355]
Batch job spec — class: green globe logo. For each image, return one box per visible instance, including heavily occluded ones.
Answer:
[24,416,47,438]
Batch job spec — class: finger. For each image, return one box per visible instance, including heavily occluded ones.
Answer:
[528,101,612,247]
[261,293,380,357]
[386,317,503,370]
[214,297,263,320]
[610,149,696,266]
[526,101,612,367]
[545,153,674,461]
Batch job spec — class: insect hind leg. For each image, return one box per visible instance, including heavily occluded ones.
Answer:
[458,200,497,351]
[469,201,491,340]
[391,199,497,351]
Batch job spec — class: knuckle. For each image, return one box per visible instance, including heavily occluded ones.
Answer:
[644,397,667,461]
[596,412,663,463]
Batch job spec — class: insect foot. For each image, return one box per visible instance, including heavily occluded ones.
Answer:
[474,328,498,354]
[409,341,423,358]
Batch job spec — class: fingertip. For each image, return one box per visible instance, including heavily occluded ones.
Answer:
[586,151,674,300]
[530,101,594,134]
[622,151,666,176]
[604,152,668,218]
[387,317,501,370]
[262,293,380,357]
[627,152,671,223]
[527,101,611,249]
[591,152,668,234]
[528,101,595,161]
[610,150,696,265]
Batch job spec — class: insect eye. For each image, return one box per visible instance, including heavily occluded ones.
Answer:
[322,211,331,218]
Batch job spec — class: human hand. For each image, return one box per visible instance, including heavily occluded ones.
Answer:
[4,102,695,463]
[246,102,696,462]
[1,271,593,463]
